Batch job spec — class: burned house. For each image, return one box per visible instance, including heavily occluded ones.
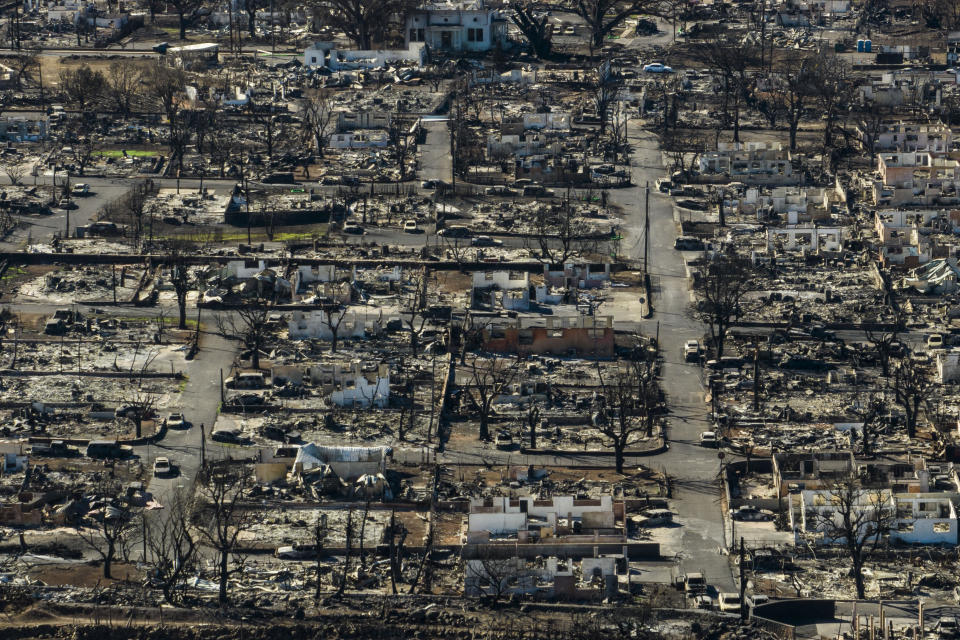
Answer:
[288,310,383,340]
[698,141,793,181]
[309,362,391,408]
[873,151,960,206]
[463,495,641,600]
[481,315,615,357]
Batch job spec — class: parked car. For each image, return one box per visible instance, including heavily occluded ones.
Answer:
[275,544,319,560]
[935,616,960,639]
[674,236,705,251]
[224,372,267,389]
[684,572,707,594]
[229,394,268,409]
[262,424,301,442]
[745,594,769,610]
[437,226,472,238]
[485,185,517,196]
[928,333,946,350]
[342,223,365,235]
[494,431,514,449]
[705,356,743,370]
[86,440,133,459]
[153,457,172,477]
[166,412,188,429]
[639,508,674,526]
[402,219,419,233]
[730,506,774,522]
[471,235,503,247]
[699,431,718,447]
[211,427,246,444]
[30,440,77,457]
[522,184,554,197]
[635,18,657,34]
[71,183,90,196]
[717,592,742,613]
[683,340,701,362]
[643,62,673,73]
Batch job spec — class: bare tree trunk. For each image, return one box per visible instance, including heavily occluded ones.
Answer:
[337,508,353,596]
[358,500,370,571]
[218,549,229,605]
[104,540,115,579]
[389,509,398,595]
[408,510,433,594]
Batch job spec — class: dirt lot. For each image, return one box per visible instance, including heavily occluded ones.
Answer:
[27,561,141,587]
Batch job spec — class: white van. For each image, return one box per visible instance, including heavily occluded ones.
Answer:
[718,592,742,613]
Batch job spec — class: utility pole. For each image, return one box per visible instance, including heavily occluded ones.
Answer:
[194,303,202,348]
[427,353,436,443]
[37,58,43,110]
[718,187,726,227]
[270,0,276,53]
[753,340,760,412]
[244,171,252,245]
[739,537,747,621]
[200,423,206,466]
[643,181,650,275]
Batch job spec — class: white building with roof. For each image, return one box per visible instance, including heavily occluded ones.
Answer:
[405,0,507,52]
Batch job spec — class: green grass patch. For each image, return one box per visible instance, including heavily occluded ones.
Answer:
[1,266,26,280]
[94,150,159,158]
[120,316,198,328]
[164,225,328,244]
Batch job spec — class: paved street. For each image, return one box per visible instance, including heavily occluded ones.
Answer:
[0,177,132,252]
[608,125,735,590]
[419,119,453,184]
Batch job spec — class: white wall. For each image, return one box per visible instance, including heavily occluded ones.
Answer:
[937,350,960,383]
[468,511,529,535]
[289,310,375,340]
[766,227,843,252]
[328,131,389,149]
[523,113,571,131]
[473,270,529,290]
[223,259,266,280]
[581,557,617,578]
[890,495,958,545]
[330,369,390,408]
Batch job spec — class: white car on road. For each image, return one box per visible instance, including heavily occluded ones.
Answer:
[643,63,673,73]
[153,457,172,477]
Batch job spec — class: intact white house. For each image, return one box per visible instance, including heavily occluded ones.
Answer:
[405,0,507,53]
